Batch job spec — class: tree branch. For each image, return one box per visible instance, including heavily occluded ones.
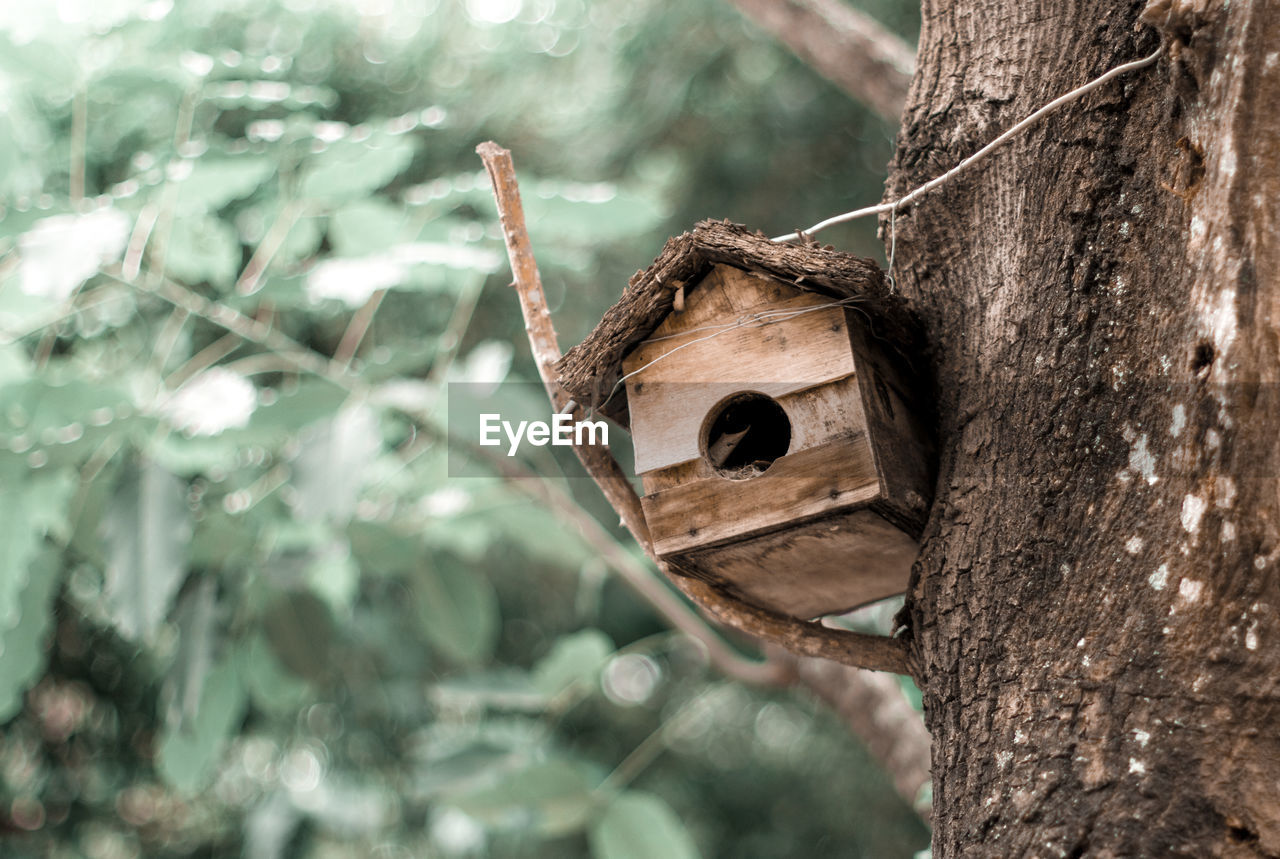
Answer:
[723,0,915,122]
[476,141,652,550]
[784,650,932,820]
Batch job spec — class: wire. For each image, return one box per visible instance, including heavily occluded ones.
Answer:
[772,47,1163,243]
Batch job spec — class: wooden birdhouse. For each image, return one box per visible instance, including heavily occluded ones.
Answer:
[557,221,934,619]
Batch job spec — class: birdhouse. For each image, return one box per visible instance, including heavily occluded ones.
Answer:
[557,221,934,619]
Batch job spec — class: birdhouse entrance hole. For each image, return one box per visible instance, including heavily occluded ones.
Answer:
[701,392,790,479]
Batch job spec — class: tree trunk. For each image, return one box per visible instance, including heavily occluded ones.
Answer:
[887,0,1280,855]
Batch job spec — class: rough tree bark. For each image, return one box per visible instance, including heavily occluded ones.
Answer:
[886,0,1279,855]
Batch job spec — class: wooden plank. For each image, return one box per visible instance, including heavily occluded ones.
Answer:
[637,375,868,491]
[643,435,881,556]
[647,265,739,337]
[625,292,851,382]
[647,265,792,340]
[782,374,867,451]
[625,298,857,474]
[672,508,918,618]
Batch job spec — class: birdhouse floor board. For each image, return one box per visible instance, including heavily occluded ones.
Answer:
[672,508,917,619]
[643,434,880,557]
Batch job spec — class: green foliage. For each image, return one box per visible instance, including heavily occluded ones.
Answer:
[532,629,615,698]
[591,792,702,859]
[0,551,62,721]
[447,757,604,836]
[101,459,193,642]
[0,0,928,856]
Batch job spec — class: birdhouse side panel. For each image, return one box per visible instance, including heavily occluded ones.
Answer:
[782,374,869,451]
[846,318,935,537]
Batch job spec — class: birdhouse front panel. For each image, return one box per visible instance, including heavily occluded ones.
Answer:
[617,264,932,617]
[624,265,862,476]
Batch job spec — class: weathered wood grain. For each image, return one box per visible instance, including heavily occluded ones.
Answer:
[624,285,858,473]
[643,434,880,556]
[674,509,919,618]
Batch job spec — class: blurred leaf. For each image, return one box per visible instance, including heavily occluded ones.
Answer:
[150,433,241,474]
[68,456,120,566]
[277,213,325,265]
[330,199,407,255]
[0,376,130,436]
[248,379,349,439]
[523,183,666,246]
[532,629,614,698]
[298,133,415,203]
[292,404,379,524]
[0,465,75,629]
[165,214,242,288]
[415,743,521,798]
[0,35,78,94]
[0,550,62,722]
[590,792,702,859]
[307,540,360,610]
[348,520,421,577]
[430,671,546,713]
[242,632,311,716]
[261,590,335,684]
[412,555,499,666]
[16,208,130,302]
[174,156,276,214]
[164,576,218,731]
[489,500,597,569]
[448,757,603,837]
[102,459,193,641]
[156,650,247,794]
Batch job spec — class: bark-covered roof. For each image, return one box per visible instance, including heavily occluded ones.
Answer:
[555,219,916,422]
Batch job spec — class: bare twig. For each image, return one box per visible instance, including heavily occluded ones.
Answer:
[426,271,487,383]
[672,575,912,675]
[334,287,388,367]
[477,141,653,549]
[236,202,303,296]
[785,650,932,819]
[165,333,242,389]
[476,141,912,677]
[724,0,915,122]
[70,88,87,205]
[150,306,190,376]
[122,204,160,282]
[103,265,349,382]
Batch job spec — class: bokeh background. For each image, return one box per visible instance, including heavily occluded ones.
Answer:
[0,0,927,855]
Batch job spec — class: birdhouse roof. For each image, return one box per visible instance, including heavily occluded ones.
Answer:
[555,219,918,422]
